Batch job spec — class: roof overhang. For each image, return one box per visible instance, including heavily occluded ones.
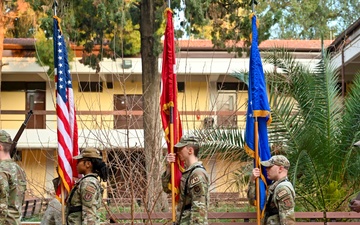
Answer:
[328,17,360,81]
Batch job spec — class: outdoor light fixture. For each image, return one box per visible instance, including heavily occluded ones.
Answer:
[121,60,132,69]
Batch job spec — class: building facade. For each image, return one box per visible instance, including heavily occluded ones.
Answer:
[1,38,330,198]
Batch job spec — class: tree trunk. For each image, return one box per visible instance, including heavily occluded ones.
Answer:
[140,0,166,212]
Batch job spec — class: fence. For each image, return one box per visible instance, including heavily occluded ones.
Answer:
[20,198,360,225]
[108,211,360,225]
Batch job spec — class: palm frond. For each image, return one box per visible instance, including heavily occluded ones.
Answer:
[195,128,247,161]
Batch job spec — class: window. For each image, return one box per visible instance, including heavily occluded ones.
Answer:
[1,82,45,91]
[2,82,46,129]
[79,82,103,92]
[217,82,248,91]
[114,95,143,129]
[178,82,185,92]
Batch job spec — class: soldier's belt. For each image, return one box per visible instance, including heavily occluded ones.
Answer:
[68,205,82,214]
[265,207,279,218]
[183,204,191,211]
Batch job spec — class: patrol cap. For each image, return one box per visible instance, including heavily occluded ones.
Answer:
[0,130,12,144]
[73,147,102,160]
[260,155,290,168]
[174,135,200,148]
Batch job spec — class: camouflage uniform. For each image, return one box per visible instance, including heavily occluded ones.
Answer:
[0,159,27,225]
[162,161,210,225]
[41,198,62,225]
[247,155,295,225]
[248,177,295,225]
[66,173,102,225]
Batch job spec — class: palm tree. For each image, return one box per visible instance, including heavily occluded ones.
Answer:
[265,49,360,211]
[196,49,360,212]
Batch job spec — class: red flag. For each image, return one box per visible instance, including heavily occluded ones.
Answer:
[160,9,183,201]
[53,16,79,198]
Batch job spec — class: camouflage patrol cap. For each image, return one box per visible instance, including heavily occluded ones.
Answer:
[174,135,200,148]
[0,130,12,144]
[261,155,290,168]
[73,147,102,160]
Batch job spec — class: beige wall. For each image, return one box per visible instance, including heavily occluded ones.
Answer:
[19,149,57,198]
[0,92,26,129]
[203,154,250,195]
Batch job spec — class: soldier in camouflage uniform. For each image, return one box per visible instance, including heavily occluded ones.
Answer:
[349,140,360,212]
[66,148,108,225]
[41,198,62,225]
[41,177,62,225]
[247,155,295,225]
[162,136,210,225]
[0,130,27,225]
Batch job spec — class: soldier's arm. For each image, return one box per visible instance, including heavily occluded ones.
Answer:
[247,179,256,206]
[247,168,260,206]
[161,170,172,193]
[40,200,55,225]
[80,181,100,225]
[188,171,208,224]
[0,172,10,224]
[275,186,295,225]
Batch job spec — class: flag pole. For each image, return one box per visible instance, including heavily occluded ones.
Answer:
[252,2,260,223]
[53,1,66,225]
[254,117,261,225]
[61,183,66,225]
[169,107,177,224]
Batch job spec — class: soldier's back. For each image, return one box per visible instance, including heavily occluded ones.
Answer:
[0,159,27,225]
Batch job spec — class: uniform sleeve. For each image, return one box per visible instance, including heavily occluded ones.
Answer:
[41,200,56,225]
[49,199,63,225]
[188,170,208,225]
[161,171,171,194]
[0,172,9,224]
[275,186,295,225]
[247,180,256,206]
[80,181,100,225]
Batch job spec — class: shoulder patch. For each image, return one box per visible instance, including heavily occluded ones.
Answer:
[83,192,94,202]
[283,197,293,208]
[190,176,200,185]
[85,185,96,194]
[277,189,288,199]
[82,184,97,202]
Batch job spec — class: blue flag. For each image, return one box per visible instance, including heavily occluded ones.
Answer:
[244,15,272,216]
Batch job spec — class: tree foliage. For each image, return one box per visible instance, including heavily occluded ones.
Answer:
[26,0,141,73]
[4,0,36,38]
[256,0,360,39]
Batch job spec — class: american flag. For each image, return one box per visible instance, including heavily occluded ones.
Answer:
[53,16,79,197]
